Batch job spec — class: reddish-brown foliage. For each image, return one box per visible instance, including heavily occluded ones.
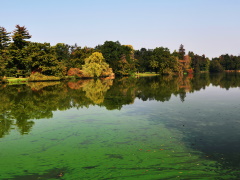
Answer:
[67,68,83,77]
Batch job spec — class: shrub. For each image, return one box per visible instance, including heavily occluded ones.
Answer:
[67,68,83,78]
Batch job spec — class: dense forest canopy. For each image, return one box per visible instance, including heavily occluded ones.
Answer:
[1,25,240,78]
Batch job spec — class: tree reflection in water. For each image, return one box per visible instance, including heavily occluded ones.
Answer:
[1,73,240,137]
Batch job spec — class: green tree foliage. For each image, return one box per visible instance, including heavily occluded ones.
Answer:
[179,44,185,60]
[149,58,159,73]
[0,50,11,76]
[134,48,153,72]
[69,46,94,69]
[26,42,66,76]
[6,48,27,77]
[209,59,224,72]
[96,41,136,75]
[82,52,112,77]
[172,50,180,58]
[54,43,71,66]
[118,45,137,75]
[0,25,32,77]
[135,47,181,75]
[189,52,210,73]
[1,24,240,79]
[219,54,240,70]
[96,41,122,73]
[0,27,10,50]
[151,47,180,75]
[12,25,31,49]
[0,55,5,76]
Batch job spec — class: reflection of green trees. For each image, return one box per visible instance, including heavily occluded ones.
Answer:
[0,83,69,137]
[0,95,14,137]
[103,77,137,110]
[211,73,240,89]
[83,79,112,104]
[190,73,210,91]
[136,76,180,102]
[1,73,240,137]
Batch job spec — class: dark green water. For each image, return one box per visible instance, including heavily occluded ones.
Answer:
[1,73,240,179]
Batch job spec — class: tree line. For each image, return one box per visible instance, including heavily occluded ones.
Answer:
[1,25,240,78]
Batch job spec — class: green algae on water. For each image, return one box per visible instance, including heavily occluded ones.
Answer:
[0,107,226,180]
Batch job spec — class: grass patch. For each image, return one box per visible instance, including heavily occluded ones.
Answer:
[5,78,28,84]
[3,73,62,84]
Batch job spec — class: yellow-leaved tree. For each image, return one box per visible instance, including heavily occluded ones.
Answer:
[82,52,113,77]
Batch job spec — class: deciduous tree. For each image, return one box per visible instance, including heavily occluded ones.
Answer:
[82,52,112,77]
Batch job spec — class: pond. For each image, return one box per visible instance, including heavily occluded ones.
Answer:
[0,73,240,179]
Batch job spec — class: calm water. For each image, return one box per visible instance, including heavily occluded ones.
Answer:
[0,73,240,179]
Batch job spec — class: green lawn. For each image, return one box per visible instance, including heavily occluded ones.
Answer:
[5,78,28,84]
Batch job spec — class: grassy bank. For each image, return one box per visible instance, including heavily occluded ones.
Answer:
[4,78,29,84]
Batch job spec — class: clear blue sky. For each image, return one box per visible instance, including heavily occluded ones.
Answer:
[1,0,240,58]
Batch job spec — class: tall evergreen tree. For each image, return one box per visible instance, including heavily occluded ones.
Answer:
[0,27,10,50]
[12,25,31,49]
[179,44,185,60]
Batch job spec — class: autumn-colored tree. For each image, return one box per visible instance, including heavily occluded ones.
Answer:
[67,68,83,77]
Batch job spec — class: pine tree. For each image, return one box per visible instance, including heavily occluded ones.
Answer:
[12,25,31,49]
[179,44,185,60]
[0,27,10,49]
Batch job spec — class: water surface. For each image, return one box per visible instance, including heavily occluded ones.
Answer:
[0,73,240,179]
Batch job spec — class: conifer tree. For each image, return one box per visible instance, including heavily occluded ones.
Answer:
[179,44,185,60]
[0,26,10,49]
[12,25,31,49]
